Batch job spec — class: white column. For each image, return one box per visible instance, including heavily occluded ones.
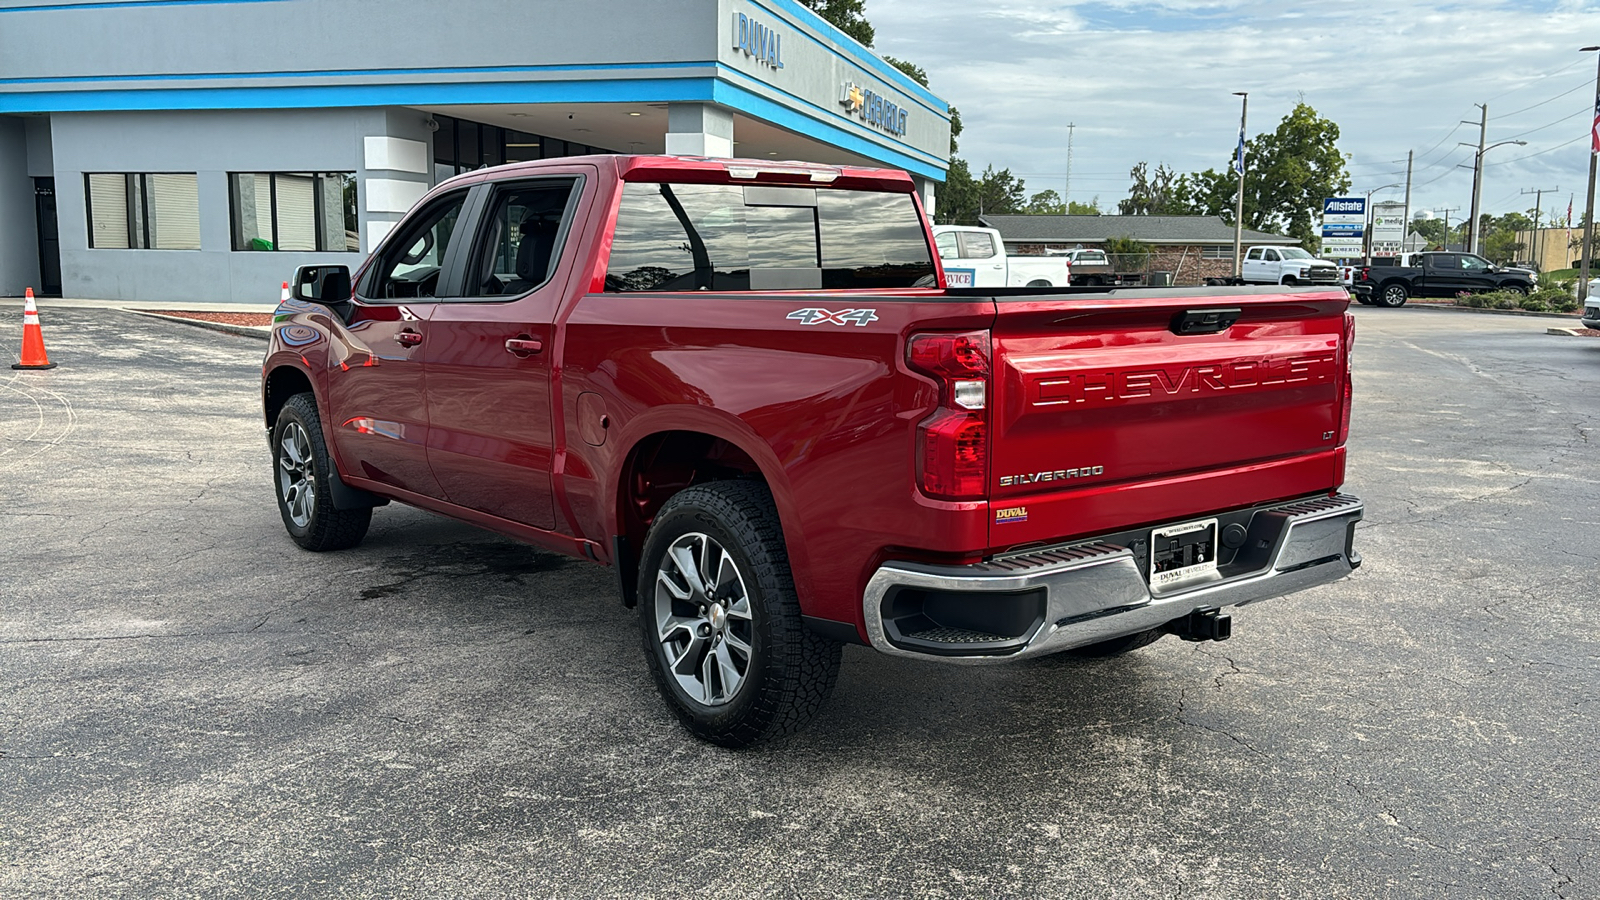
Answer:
[914,175,937,218]
[664,103,734,159]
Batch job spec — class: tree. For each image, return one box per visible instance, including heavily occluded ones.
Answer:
[1024,190,1100,215]
[1184,102,1351,248]
[1410,216,1447,248]
[799,0,873,46]
[1118,162,1191,215]
[936,162,1026,225]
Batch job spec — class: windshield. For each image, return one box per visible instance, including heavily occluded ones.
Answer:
[1280,247,1313,259]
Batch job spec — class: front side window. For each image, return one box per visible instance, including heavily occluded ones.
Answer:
[1246,247,1263,261]
[86,172,200,250]
[364,191,468,300]
[605,182,935,292]
[461,178,580,298]
[230,173,357,252]
[1460,254,1489,271]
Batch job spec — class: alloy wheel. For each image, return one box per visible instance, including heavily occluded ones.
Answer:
[277,421,316,529]
[653,531,754,706]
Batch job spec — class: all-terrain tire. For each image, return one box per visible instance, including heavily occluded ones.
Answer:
[272,393,372,552]
[637,481,841,748]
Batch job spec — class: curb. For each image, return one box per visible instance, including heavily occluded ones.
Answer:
[1387,303,1582,320]
[123,309,271,341]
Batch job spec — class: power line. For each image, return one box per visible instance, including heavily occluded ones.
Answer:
[1483,132,1588,166]
[1490,79,1593,120]
[1499,106,1589,142]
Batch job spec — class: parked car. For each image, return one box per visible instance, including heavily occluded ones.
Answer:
[931,225,1072,287]
[1240,246,1341,286]
[1585,277,1600,329]
[1045,247,1143,287]
[264,154,1363,747]
[1355,251,1536,307]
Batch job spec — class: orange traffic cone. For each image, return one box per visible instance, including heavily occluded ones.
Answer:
[12,288,56,370]
[280,281,290,303]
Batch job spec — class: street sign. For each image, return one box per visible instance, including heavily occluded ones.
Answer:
[1321,238,1364,257]
[1321,223,1365,236]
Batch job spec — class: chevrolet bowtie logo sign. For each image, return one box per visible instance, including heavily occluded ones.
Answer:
[839,81,908,137]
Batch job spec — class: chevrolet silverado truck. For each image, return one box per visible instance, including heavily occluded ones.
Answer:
[931,224,1072,288]
[1239,246,1341,286]
[263,155,1363,748]
[1355,251,1535,307]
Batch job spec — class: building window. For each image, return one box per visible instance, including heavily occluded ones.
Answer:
[229,173,358,252]
[85,173,201,250]
[430,113,616,183]
[1201,245,1234,259]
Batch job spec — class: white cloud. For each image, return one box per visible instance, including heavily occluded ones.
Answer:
[870,0,1600,223]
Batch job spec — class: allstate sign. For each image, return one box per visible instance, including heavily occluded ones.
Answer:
[1324,197,1366,216]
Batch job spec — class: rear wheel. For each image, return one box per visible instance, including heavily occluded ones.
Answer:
[638,481,840,748]
[272,393,371,551]
[1379,283,1409,307]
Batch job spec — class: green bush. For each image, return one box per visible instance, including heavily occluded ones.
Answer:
[1518,296,1551,312]
[1458,293,1489,308]
[1527,286,1576,313]
[1556,298,1580,313]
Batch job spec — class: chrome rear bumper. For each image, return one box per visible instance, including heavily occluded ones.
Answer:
[862,494,1363,664]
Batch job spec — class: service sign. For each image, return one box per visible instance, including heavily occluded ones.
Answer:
[944,268,975,288]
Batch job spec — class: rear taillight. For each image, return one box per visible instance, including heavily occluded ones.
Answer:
[908,331,990,499]
[1338,311,1355,446]
[1359,267,1371,283]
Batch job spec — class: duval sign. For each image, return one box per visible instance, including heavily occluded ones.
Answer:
[732,13,784,70]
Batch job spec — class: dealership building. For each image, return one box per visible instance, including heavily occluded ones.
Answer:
[0,0,952,304]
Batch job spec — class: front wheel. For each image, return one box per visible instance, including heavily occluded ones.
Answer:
[272,393,371,551]
[1281,275,1298,286]
[1504,283,1528,295]
[1379,283,1409,307]
[638,481,841,748]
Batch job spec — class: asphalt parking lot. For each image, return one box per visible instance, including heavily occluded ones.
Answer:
[2,304,1598,899]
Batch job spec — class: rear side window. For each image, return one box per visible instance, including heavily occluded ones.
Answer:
[957,231,996,259]
[605,182,935,291]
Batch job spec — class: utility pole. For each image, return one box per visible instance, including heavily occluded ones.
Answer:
[1403,150,1414,251]
[1464,103,1487,254]
[1232,92,1248,278]
[1522,187,1557,270]
[1581,46,1600,302]
[1064,122,1075,211]
[1435,206,1460,250]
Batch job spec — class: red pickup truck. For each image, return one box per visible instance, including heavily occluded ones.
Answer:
[263,155,1362,747]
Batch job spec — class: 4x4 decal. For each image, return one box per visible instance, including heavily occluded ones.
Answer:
[786,307,879,327]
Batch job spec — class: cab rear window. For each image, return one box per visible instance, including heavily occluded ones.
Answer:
[604,182,935,291]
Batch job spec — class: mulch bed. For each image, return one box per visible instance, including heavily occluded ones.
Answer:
[147,310,273,327]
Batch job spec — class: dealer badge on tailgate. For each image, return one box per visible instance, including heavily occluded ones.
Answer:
[1149,518,1220,593]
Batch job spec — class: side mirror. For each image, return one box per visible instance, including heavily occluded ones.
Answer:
[291,265,354,320]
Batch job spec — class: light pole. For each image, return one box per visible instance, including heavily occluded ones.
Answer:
[1232,92,1248,277]
[1459,138,1528,253]
[1580,46,1600,302]
[1362,183,1404,259]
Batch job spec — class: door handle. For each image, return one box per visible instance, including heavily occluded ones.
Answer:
[395,330,423,347]
[505,336,543,356]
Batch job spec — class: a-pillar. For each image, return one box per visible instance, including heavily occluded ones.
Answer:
[664,103,734,158]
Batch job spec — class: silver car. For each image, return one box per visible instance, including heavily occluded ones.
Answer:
[1586,278,1600,330]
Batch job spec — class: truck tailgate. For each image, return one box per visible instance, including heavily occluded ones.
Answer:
[987,288,1350,549]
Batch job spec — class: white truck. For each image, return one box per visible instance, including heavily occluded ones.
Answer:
[932,225,1072,288]
[1240,245,1341,286]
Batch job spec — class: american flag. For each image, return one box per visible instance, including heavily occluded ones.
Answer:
[1593,98,1600,153]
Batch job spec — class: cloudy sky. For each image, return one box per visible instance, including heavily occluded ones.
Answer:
[868,0,1600,226]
